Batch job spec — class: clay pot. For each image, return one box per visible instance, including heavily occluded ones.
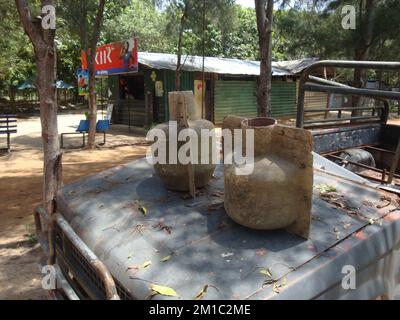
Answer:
[153,119,217,192]
[223,117,313,238]
[152,91,217,192]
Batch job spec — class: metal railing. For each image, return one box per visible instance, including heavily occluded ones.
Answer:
[296,60,400,129]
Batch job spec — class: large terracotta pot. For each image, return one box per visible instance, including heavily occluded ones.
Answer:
[223,117,313,238]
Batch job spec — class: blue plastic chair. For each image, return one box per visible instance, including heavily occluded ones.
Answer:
[96,120,110,132]
[61,120,110,148]
[76,120,90,133]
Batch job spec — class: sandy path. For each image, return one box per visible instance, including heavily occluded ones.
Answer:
[0,114,148,299]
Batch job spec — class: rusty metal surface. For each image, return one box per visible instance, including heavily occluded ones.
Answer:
[36,206,120,300]
[54,159,400,300]
[312,123,383,154]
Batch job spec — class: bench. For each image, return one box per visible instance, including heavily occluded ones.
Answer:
[60,119,110,149]
[0,115,17,152]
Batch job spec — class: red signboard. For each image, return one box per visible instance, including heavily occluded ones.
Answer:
[82,39,138,76]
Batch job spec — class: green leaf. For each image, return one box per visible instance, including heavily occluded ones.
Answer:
[316,184,337,194]
[139,206,148,216]
[150,284,178,297]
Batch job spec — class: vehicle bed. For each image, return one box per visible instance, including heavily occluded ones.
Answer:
[36,158,400,300]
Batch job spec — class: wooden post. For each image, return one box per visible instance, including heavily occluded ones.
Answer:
[169,91,196,198]
[387,137,400,185]
[145,91,154,127]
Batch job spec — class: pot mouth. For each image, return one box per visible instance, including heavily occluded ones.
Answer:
[242,117,277,128]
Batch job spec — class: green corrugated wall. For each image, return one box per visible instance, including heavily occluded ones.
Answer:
[270,81,297,118]
[163,70,194,121]
[214,80,297,123]
[214,81,257,123]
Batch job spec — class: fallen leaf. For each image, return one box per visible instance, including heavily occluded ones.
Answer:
[316,184,337,194]
[263,279,275,286]
[139,206,148,216]
[343,223,351,230]
[194,285,218,300]
[126,265,139,273]
[221,252,234,258]
[272,277,287,294]
[272,282,281,294]
[259,268,272,278]
[195,285,209,300]
[256,249,267,257]
[207,201,224,211]
[160,255,171,263]
[150,284,178,297]
[153,220,173,234]
[212,191,224,198]
[134,200,148,216]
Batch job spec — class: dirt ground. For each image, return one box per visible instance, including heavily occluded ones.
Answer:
[0,113,147,300]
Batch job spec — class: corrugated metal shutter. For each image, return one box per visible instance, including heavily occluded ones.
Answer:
[214,81,257,124]
[304,91,329,109]
[164,70,194,121]
[214,80,297,123]
[271,81,297,118]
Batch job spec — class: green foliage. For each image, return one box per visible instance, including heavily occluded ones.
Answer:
[2,0,400,102]
[0,0,35,97]
[102,0,173,52]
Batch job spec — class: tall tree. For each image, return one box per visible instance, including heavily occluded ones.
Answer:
[175,0,189,91]
[0,0,35,113]
[325,0,378,113]
[255,0,273,117]
[164,0,235,90]
[86,0,106,148]
[59,0,107,148]
[15,0,62,264]
[351,0,376,113]
[102,0,173,52]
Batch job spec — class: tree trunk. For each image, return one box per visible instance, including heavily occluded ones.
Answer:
[86,0,106,149]
[176,2,188,91]
[352,0,376,117]
[87,47,98,148]
[15,0,62,265]
[255,0,273,117]
[9,86,17,114]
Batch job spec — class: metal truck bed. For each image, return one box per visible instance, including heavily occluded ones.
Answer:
[36,158,400,300]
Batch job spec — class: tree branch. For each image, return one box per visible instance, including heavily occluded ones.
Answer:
[89,0,106,65]
[15,0,43,48]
